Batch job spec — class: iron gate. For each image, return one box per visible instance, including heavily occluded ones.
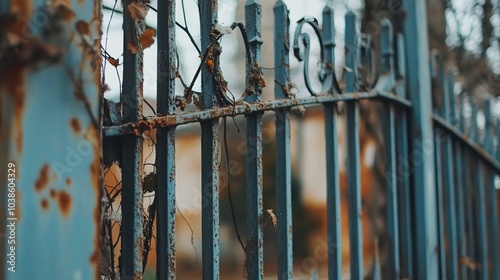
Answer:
[2,0,499,279]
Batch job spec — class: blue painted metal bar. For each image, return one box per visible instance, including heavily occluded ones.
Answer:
[497,119,500,161]
[322,5,342,280]
[433,120,447,280]
[470,105,478,142]
[474,161,488,280]
[460,97,476,280]
[401,0,439,278]
[470,101,488,280]
[438,54,458,280]
[395,33,414,280]
[483,99,500,280]
[200,0,220,278]
[454,141,466,280]
[245,1,264,279]
[448,72,467,280]
[121,0,146,277]
[379,19,400,279]
[274,1,292,279]
[156,0,176,278]
[344,11,363,279]
[1,0,101,279]
[488,117,500,280]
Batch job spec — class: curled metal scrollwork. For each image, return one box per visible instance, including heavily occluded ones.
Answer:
[293,17,337,96]
[177,22,261,109]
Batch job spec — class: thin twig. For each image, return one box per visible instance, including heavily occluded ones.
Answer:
[177,205,199,266]
[223,117,247,253]
[102,0,118,86]
[146,3,202,55]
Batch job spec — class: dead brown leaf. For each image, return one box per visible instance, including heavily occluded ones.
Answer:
[140,28,156,49]
[266,209,277,231]
[127,40,139,54]
[128,2,147,20]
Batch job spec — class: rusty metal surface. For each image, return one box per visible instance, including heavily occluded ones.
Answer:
[120,0,145,278]
[103,90,412,137]
[0,0,101,279]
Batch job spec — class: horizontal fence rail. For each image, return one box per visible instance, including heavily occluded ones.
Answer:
[99,0,500,279]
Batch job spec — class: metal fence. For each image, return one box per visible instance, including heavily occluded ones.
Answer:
[102,0,500,279]
[2,0,499,279]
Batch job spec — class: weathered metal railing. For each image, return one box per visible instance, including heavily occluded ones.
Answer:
[99,1,500,280]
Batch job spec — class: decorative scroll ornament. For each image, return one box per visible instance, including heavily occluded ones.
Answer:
[177,22,263,109]
[293,17,340,96]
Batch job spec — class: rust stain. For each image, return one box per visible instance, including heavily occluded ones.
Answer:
[56,4,76,22]
[66,178,72,186]
[57,190,72,217]
[75,20,90,36]
[70,118,81,133]
[89,123,101,277]
[50,189,57,199]
[34,164,50,192]
[41,199,49,210]
[2,64,25,154]
[212,0,217,12]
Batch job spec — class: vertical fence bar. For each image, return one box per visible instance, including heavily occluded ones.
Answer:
[245,1,264,279]
[438,53,459,279]
[483,99,499,280]
[433,118,446,280]
[461,97,476,280]
[401,0,439,278]
[487,115,500,280]
[156,0,176,278]
[1,0,101,278]
[322,5,342,280]
[380,19,400,279]
[449,72,467,280]
[395,33,414,280]
[121,0,145,277]
[344,11,363,279]
[474,163,488,280]
[274,1,292,279]
[200,1,220,279]
[394,33,414,279]
[470,104,489,280]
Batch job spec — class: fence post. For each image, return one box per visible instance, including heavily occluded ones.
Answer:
[274,1,293,279]
[401,0,439,279]
[121,0,146,277]
[344,11,364,280]
[200,1,220,279]
[245,0,264,279]
[322,5,342,280]
[156,0,177,278]
[0,0,101,279]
